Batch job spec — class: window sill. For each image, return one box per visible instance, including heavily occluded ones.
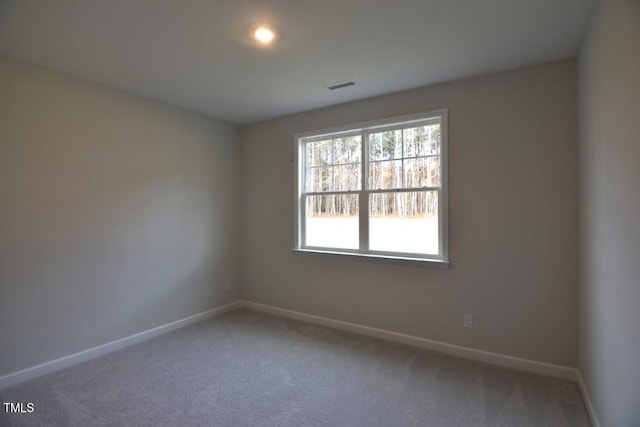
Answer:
[292,249,450,268]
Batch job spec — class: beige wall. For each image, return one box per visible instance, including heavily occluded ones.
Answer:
[0,55,241,376]
[578,1,640,426]
[241,60,579,366]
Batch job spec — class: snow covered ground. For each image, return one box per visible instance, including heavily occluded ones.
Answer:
[305,215,439,255]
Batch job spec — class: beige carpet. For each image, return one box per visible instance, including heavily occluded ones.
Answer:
[1,309,591,426]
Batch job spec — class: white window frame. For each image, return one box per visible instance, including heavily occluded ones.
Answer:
[294,109,449,266]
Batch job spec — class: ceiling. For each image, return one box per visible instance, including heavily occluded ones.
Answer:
[0,0,596,124]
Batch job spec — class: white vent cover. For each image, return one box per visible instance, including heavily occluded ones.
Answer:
[325,80,355,90]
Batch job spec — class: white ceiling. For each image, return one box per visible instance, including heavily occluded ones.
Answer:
[0,0,595,124]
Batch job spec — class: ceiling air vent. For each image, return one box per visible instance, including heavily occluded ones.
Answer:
[325,80,355,90]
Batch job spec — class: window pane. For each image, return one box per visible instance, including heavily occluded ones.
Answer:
[369,160,402,189]
[305,194,359,249]
[404,123,441,157]
[334,164,361,191]
[334,135,361,164]
[369,129,402,160]
[305,166,333,192]
[306,139,333,167]
[404,156,441,188]
[369,191,439,254]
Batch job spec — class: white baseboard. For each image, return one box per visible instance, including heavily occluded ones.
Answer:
[576,370,601,427]
[2,299,583,394]
[239,300,578,382]
[0,301,241,390]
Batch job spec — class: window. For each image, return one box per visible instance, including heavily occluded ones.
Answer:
[295,110,448,263]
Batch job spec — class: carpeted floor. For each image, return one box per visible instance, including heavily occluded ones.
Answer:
[1,309,591,426]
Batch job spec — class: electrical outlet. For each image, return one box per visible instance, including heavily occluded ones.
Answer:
[463,314,473,329]
[224,281,231,291]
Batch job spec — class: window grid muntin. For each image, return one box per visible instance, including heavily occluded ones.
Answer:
[366,121,441,191]
[303,137,362,193]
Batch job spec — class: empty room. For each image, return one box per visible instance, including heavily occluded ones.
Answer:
[1,1,638,426]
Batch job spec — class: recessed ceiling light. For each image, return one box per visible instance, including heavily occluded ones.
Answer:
[254,26,275,44]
